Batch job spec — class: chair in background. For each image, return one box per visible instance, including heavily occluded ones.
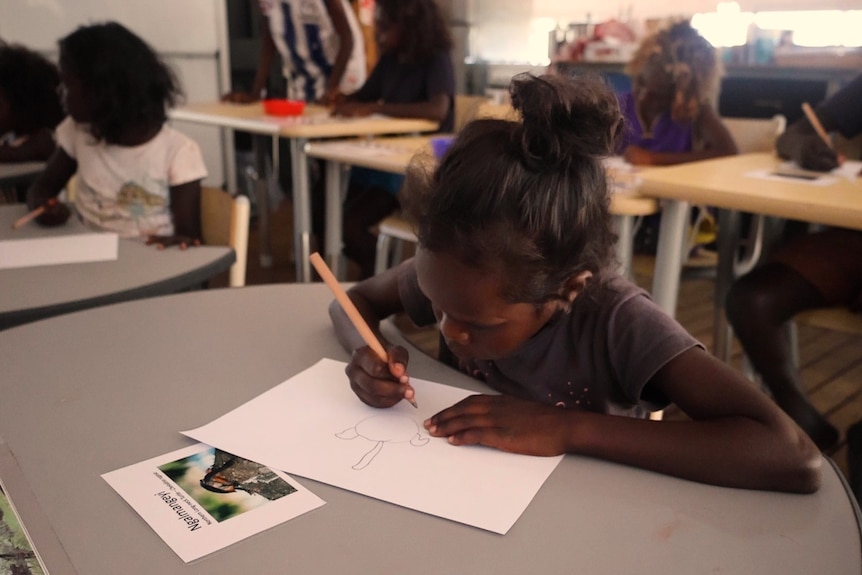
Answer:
[721,115,787,277]
[200,186,250,287]
[711,115,787,363]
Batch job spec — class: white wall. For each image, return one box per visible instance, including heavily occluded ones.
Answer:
[0,0,231,189]
[467,0,861,63]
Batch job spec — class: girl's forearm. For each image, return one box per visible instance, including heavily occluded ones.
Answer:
[564,411,821,493]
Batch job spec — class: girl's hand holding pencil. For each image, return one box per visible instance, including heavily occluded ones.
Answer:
[11,198,70,230]
[345,344,415,409]
[310,252,418,408]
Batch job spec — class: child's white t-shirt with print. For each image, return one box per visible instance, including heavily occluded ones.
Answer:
[55,117,208,239]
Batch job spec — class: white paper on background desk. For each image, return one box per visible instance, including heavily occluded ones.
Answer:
[0,208,118,269]
[746,160,862,186]
[312,141,405,158]
[102,443,324,563]
[183,358,564,535]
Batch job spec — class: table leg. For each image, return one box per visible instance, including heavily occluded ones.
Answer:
[614,214,634,279]
[253,135,272,268]
[291,138,312,282]
[651,199,689,317]
[324,160,344,279]
[714,208,742,362]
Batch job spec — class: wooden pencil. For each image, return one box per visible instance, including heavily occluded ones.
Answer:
[11,206,45,230]
[309,252,418,408]
[801,102,832,149]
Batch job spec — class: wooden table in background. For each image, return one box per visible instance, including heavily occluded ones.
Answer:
[305,136,659,279]
[170,102,438,282]
[638,152,862,358]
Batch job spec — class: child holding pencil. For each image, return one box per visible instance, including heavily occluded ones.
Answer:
[26,22,207,247]
[726,73,862,454]
[327,73,821,494]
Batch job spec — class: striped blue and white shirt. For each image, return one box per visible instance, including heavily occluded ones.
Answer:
[261,0,366,101]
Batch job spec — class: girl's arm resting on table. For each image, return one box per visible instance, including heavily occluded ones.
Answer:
[428,347,821,493]
[26,147,77,209]
[329,261,413,408]
[147,180,202,249]
[625,107,739,166]
[335,94,450,124]
[0,129,56,163]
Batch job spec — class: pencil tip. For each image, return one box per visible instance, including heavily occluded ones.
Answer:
[408,398,418,408]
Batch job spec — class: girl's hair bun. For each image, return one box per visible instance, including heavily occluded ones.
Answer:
[509,73,622,171]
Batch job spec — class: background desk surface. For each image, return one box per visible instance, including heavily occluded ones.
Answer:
[0,205,234,330]
[0,162,44,186]
[638,153,862,317]
[638,152,862,230]
[171,102,439,139]
[0,284,858,574]
[304,136,659,216]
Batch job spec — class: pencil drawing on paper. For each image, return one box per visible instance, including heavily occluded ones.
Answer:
[336,415,430,470]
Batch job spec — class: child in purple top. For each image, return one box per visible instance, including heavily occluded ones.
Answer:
[616,21,736,166]
[326,72,820,494]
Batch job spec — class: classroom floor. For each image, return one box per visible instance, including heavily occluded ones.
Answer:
[214,195,862,484]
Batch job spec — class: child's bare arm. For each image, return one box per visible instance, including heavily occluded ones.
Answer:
[26,147,77,209]
[329,260,413,407]
[427,348,821,493]
[147,180,202,249]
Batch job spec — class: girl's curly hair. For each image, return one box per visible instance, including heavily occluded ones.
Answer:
[625,20,721,122]
[402,74,622,306]
[58,22,181,144]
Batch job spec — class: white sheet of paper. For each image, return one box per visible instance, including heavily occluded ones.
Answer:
[0,208,118,270]
[745,168,837,186]
[183,358,564,535]
[746,160,862,186]
[103,443,324,563]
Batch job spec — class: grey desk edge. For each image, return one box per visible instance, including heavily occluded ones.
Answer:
[0,250,235,331]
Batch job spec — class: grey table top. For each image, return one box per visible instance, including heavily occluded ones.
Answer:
[0,284,859,574]
[0,204,234,330]
[0,161,44,186]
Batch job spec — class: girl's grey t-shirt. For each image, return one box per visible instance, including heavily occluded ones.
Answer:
[398,263,702,419]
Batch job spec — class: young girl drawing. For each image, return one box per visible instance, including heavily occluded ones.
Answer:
[27,22,207,248]
[617,20,737,166]
[327,73,821,494]
[0,42,64,164]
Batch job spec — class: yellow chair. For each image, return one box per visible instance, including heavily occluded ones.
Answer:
[200,186,250,287]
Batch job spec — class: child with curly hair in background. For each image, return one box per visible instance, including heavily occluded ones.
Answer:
[27,22,207,248]
[618,19,736,166]
[326,73,820,494]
